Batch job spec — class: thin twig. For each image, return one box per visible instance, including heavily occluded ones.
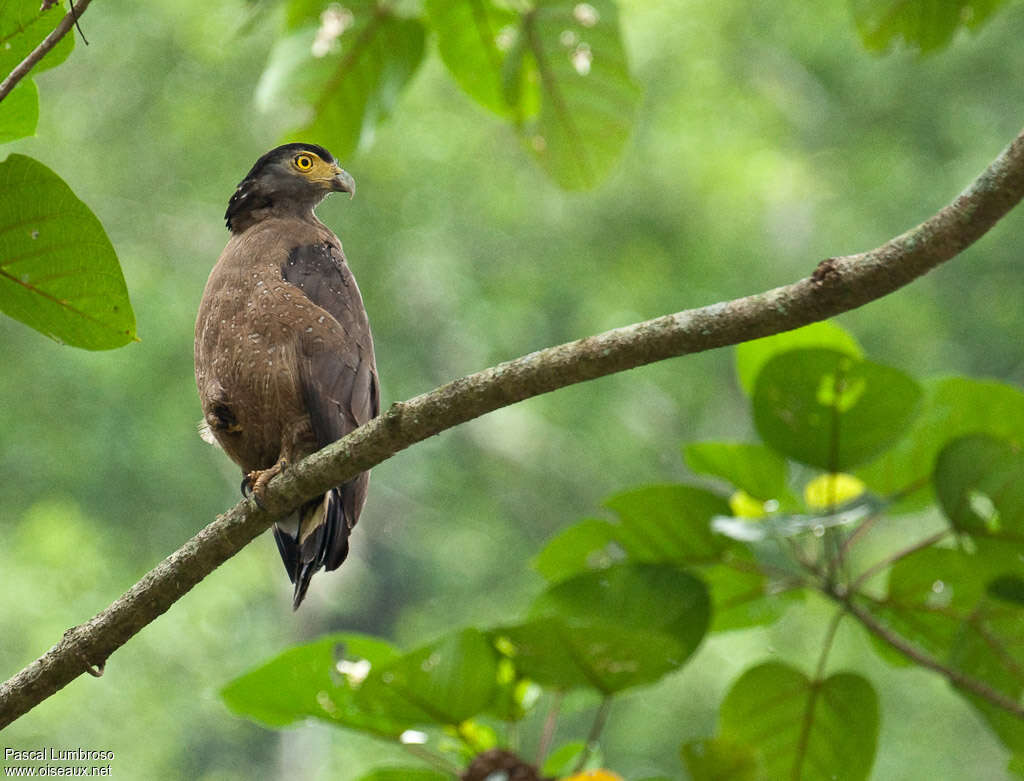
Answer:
[835,475,933,570]
[836,507,884,566]
[832,590,1024,718]
[849,529,951,592]
[402,743,461,776]
[572,696,613,775]
[0,0,94,103]
[534,690,563,769]
[3,123,1024,728]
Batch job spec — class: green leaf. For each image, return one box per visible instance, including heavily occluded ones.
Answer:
[352,770,450,781]
[989,576,1024,606]
[533,518,624,581]
[541,741,587,777]
[284,0,332,29]
[0,154,136,349]
[425,0,518,116]
[355,628,499,726]
[604,484,732,562]
[949,593,1024,753]
[864,542,1024,669]
[221,633,408,736]
[864,548,981,665]
[530,562,709,639]
[0,80,38,144]
[256,2,426,162]
[702,555,798,632]
[850,0,1005,54]
[719,663,879,781]
[934,434,1024,542]
[496,614,691,694]
[753,349,922,471]
[681,736,758,781]
[520,0,640,189]
[499,563,710,693]
[1009,754,1024,777]
[534,484,731,582]
[684,441,794,505]
[0,0,74,76]
[735,321,863,397]
[859,377,1024,509]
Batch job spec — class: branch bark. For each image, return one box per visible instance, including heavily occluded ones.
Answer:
[2,125,1024,729]
[0,0,93,104]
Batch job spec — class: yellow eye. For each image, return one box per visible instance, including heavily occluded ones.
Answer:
[294,154,314,171]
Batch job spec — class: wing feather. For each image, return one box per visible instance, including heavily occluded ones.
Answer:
[275,240,380,606]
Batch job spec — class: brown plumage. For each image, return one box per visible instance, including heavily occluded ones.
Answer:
[194,143,379,609]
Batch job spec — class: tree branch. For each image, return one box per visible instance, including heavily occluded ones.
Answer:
[837,593,1024,718]
[0,0,93,104]
[2,125,1024,729]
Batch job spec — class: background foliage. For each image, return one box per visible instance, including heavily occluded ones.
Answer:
[1,0,1023,778]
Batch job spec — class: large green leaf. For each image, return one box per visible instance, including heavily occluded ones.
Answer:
[425,0,518,116]
[220,633,408,736]
[532,516,793,633]
[934,434,1024,542]
[863,541,1024,676]
[355,628,499,726]
[681,736,758,781]
[850,0,1005,53]
[498,563,709,693]
[702,554,799,632]
[735,321,863,397]
[989,576,1024,607]
[519,0,640,189]
[533,517,624,581]
[858,377,1024,509]
[0,154,136,349]
[864,547,983,666]
[0,0,74,76]
[0,80,38,143]
[256,1,426,162]
[604,484,731,562]
[534,484,731,582]
[719,663,879,781]
[352,770,449,781]
[530,562,709,639]
[684,441,794,505]
[950,594,1024,754]
[753,349,922,471]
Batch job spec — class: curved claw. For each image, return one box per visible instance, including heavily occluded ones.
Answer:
[242,459,288,509]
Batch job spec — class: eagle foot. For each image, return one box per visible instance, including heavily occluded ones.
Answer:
[242,458,289,507]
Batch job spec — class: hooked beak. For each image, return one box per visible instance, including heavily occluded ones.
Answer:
[330,166,356,199]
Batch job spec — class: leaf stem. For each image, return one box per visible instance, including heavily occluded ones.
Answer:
[401,742,461,776]
[534,690,563,769]
[849,529,951,592]
[572,696,613,775]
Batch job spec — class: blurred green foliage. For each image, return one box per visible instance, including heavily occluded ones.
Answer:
[1,0,1024,778]
[220,323,1023,780]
